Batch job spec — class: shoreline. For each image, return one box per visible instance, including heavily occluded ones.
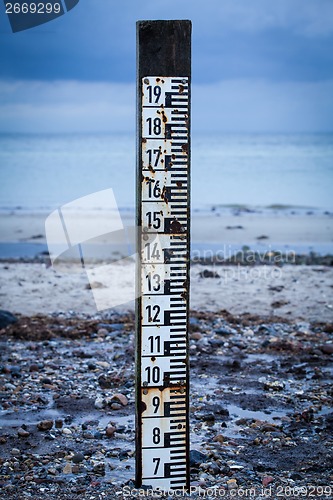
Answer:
[1,206,332,323]
[0,208,332,260]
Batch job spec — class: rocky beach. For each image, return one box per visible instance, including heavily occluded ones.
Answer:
[0,208,333,499]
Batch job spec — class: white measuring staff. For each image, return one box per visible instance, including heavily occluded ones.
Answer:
[137,75,190,491]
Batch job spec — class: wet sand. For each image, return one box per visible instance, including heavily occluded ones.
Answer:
[0,262,333,322]
[1,209,333,251]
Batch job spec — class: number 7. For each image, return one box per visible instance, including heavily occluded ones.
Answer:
[153,457,160,475]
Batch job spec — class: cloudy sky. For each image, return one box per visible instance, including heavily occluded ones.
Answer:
[1,0,333,133]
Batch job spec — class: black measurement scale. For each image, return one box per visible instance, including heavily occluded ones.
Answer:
[136,21,191,492]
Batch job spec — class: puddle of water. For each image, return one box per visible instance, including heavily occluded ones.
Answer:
[0,408,61,427]
[228,404,285,423]
[0,406,135,433]
[245,353,279,363]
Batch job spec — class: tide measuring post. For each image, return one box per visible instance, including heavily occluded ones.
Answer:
[136,20,191,491]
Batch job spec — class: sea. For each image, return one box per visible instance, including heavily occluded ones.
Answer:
[0,132,333,213]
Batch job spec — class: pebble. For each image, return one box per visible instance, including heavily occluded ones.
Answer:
[17,428,30,438]
[111,393,128,406]
[215,326,236,336]
[62,428,72,435]
[262,476,274,487]
[227,478,238,490]
[190,450,208,466]
[63,463,72,474]
[98,375,112,389]
[191,332,203,340]
[72,452,85,463]
[106,425,116,437]
[108,402,121,410]
[48,467,58,475]
[4,383,16,391]
[0,310,18,329]
[96,361,110,368]
[320,343,333,354]
[97,328,109,336]
[199,269,220,278]
[94,397,105,409]
[259,377,285,391]
[93,463,105,475]
[37,420,53,431]
[11,448,21,456]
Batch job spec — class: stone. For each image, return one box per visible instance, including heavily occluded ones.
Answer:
[191,332,203,340]
[189,450,208,466]
[110,402,122,410]
[111,393,128,406]
[55,419,63,429]
[320,343,333,354]
[262,476,274,487]
[108,323,124,331]
[199,269,220,278]
[93,463,105,475]
[96,361,110,369]
[87,281,105,289]
[98,375,112,389]
[259,378,285,391]
[72,452,85,463]
[62,428,72,435]
[215,326,236,336]
[106,425,116,438]
[18,428,30,438]
[11,448,21,456]
[94,397,105,409]
[0,310,17,329]
[63,463,72,474]
[37,420,53,431]
[41,377,52,385]
[227,479,238,490]
[4,383,16,390]
[97,329,109,336]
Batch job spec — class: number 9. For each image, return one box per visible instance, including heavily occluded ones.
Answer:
[152,396,160,413]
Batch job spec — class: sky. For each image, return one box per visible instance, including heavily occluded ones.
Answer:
[1,0,333,133]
